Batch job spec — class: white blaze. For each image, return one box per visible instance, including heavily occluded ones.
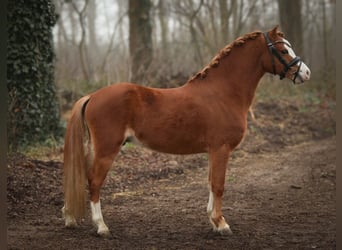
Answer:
[283,38,297,58]
[283,38,311,82]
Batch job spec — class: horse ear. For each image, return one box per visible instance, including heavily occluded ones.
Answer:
[270,25,280,35]
[268,25,283,39]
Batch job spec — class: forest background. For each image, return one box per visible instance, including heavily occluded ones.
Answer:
[7,0,336,150]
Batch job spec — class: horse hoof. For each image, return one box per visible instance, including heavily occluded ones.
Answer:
[65,220,77,228]
[97,224,111,237]
[97,229,111,238]
[217,225,233,235]
[62,206,77,228]
[64,217,77,228]
[209,215,232,236]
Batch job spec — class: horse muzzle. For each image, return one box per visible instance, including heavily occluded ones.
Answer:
[292,61,311,84]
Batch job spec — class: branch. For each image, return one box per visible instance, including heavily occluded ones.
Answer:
[71,0,90,81]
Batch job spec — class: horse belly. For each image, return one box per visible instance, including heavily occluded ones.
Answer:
[127,123,207,155]
[124,84,208,154]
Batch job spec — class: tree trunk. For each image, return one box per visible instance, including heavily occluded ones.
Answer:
[87,0,97,81]
[219,0,229,45]
[188,0,204,67]
[277,0,303,56]
[158,0,168,51]
[321,0,328,67]
[129,0,153,84]
[72,0,90,82]
[7,0,61,147]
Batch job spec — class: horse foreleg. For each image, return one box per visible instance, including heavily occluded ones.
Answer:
[90,200,108,236]
[207,145,232,235]
[88,154,117,236]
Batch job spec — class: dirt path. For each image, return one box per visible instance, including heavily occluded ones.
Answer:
[7,136,335,249]
[7,100,336,249]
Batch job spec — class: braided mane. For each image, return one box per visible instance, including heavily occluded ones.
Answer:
[188,31,263,82]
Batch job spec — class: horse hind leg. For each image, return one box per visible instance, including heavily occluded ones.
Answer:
[88,155,115,236]
[61,205,77,228]
[207,145,233,235]
[87,144,121,237]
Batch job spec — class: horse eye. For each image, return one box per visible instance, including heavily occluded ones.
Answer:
[281,49,289,55]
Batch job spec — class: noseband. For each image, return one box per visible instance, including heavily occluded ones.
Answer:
[263,32,303,83]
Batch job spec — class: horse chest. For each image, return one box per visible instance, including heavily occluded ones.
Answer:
[206,109,247,150]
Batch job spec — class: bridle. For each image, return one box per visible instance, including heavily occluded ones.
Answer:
[263,32,303,83]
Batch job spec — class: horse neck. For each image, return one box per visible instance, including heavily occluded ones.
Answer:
[188,37,266,111]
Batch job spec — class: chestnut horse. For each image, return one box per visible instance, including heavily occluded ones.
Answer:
[62,26,310,236]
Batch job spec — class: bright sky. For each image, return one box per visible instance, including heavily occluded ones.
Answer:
[53,0,126,45]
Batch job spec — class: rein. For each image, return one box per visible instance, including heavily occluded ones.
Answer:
[263,32,303,83]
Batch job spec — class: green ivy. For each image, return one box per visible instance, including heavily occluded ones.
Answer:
[7,0,62,149]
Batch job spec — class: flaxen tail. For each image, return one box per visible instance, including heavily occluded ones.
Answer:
[63,95,91,219]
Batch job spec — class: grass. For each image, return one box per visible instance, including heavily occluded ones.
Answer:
[122,141,136,150]
[228,175,236,183]
[16,136,64,161]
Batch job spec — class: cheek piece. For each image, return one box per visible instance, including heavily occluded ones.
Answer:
[263,32,303,84]
[292,61,304,83]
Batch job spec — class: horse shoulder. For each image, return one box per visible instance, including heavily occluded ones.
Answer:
[205,102,247,150]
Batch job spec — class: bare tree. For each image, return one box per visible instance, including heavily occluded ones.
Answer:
[219,0,229,45]
[277,0,303,56]
[87,0,97,80]
[52,0,335,90]
[172,0,205,66]
[232,0,258,37]
[158,0,168,51]
[99,10,128,83]
[129,0,153,84]
[71,0,90,81]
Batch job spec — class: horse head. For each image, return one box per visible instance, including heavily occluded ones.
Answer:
[262,25,311,84]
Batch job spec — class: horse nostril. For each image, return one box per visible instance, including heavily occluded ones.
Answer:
[306,70,310,76]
